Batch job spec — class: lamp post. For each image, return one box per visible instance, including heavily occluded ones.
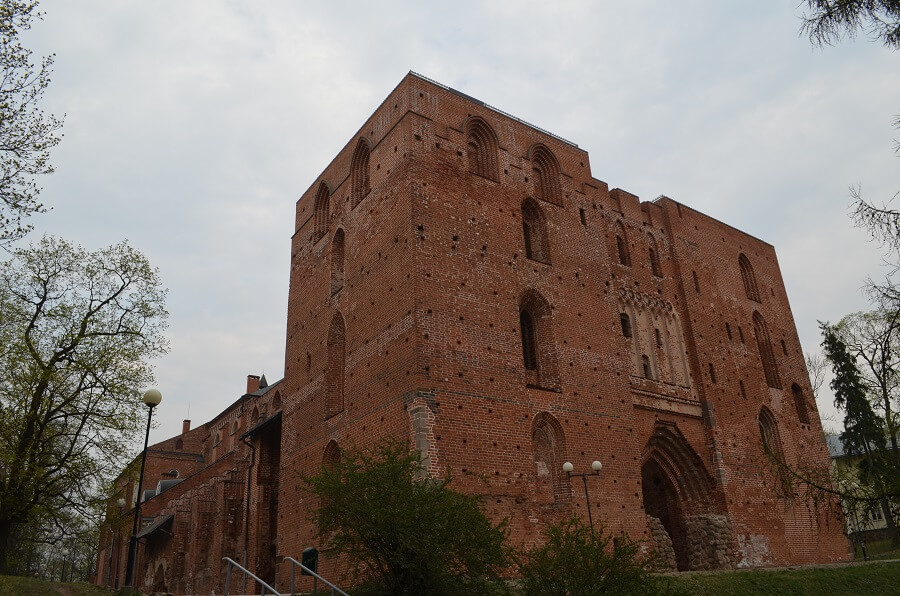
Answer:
[563,460,602,537]
[124,389,162,589]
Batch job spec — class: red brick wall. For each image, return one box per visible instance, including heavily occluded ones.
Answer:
[277,73,846,582]
[96,72,848,593]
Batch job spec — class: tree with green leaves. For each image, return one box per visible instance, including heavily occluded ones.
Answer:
[0,236,168,574]
[518,518,682,596]
[301,440,512,595]
[833,309,900,460]
[821,322,899,544]
[0,1,63,247]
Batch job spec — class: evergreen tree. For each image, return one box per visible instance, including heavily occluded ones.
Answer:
[822,322,899,544]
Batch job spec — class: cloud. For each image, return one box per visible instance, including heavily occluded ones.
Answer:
[23,1,899,442]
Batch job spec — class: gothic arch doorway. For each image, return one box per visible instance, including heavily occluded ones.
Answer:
[640,422,733,571]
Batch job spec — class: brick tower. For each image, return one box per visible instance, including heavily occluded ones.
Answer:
[277,72,847,576]
[96,72,848,594]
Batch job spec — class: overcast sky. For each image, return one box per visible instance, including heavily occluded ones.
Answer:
[20,1,898,444]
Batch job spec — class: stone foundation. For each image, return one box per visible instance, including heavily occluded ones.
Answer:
[646,515,677,570]
[683,514,736,570]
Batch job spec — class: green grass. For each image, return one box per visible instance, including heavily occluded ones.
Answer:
[6,563,900,596]
[0,575,112,596]
[669,561,900,596]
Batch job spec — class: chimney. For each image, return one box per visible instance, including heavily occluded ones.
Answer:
[247,374,260,394]
[182,419,191,434]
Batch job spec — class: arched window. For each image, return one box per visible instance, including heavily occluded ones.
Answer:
[643,355,653,379]
[739,254,760,302]
[758,406,783,459]
[325,312,346,418]
[520,310,538,371]
[758,407,790,497]
[792,383,810,424]
[615,221,631,266]
[323,440,340,470]
[620,313,632,338]
[272,392,282,411]
[251,406,260,424]
[350,138,371,208]
[648,234,662,277]
[320,440,341,527]
[330,228,345,295]
[175,439,183,451]
[465,117,499,181]
[522,198,551,263]
[531,413,568,506]
[529,144,562,205]
[313,181,330,243]
[519,289,559,389]
[752,311,781,388]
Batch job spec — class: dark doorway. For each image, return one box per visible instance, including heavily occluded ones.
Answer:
[642,458,689,570]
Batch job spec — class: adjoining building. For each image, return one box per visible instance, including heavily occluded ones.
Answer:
[95,72,848,593]
[826,434,896,552]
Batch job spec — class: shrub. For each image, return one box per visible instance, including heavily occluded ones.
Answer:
[518,518,684,596]
[301,440,512,595]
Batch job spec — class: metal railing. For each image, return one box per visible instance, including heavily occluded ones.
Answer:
[284,556,349,596]
[222,557,280,595]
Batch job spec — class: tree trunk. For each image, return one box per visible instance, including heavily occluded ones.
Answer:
[883,497,900,547]
[0,520,12,575]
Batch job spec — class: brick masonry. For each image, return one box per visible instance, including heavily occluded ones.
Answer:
[95,73,848,593]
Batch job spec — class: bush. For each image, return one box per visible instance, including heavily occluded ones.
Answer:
[518,518,684,596]
[301,440,512,595]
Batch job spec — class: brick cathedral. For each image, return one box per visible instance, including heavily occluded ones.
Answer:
[95,73,847,593]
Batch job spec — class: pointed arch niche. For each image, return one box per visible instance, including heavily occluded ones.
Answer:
[615,221,631,266]
[313,181,331,243]
[758,405,791,495]
[322,439,340,470]
[519,289,560,389]
[531,412,569,506]
[521,198,551,264]
[330,228,345,295]
[528,144,562,206]
[325,312,346,418]
[648,233,663,277]
[752,311,780,388]
[465,117,499,181]
[791,383,810,424]
[350,137,371,208]
[739,254,760,302]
